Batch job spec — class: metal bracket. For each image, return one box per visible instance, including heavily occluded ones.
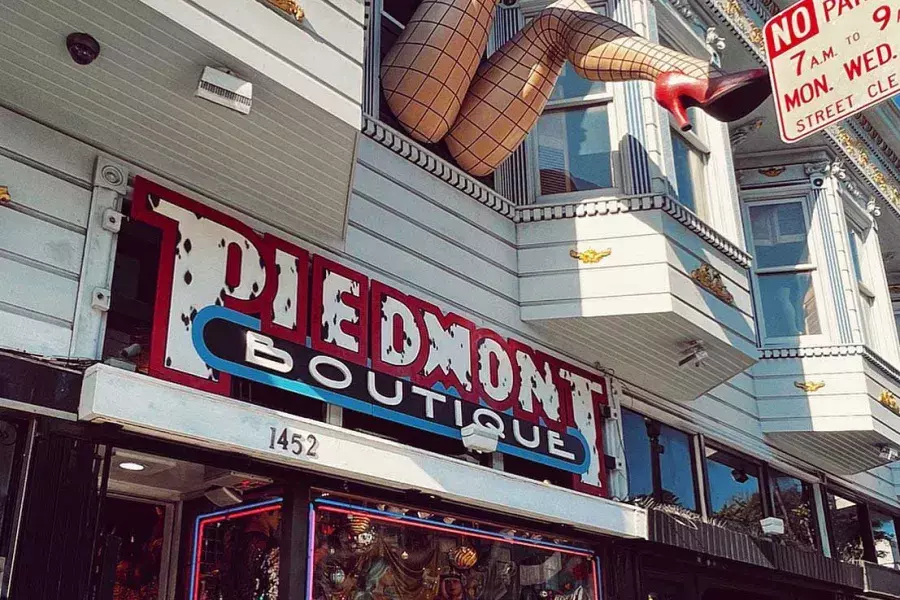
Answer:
[91,288,112,312]
[101,209,125,233]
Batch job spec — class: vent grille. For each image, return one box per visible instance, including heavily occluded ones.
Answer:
[198,80,252,107]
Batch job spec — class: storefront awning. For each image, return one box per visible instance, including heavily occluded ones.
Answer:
[79,364,648,540]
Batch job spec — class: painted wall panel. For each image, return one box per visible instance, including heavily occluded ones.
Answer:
[0,309,72,356]
[0,155,91,228]
[0,210,85,275]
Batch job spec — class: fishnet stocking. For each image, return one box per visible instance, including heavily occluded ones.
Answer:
[381,0,723,174]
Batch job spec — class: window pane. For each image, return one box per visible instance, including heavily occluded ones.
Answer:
[758,272,821,337]
[860,294,874,346]
[622,409,654,500]
[769,471,817,548]
[312,502,600,600]
[749,203,810,268]
[848,228,864,282]
[871,511,900,568]
[549,62,606,102]
[672,133,698,213]
[658,424,697,511]
[827,492,864,562]
[705,448,763,533]
[538,106,613,194]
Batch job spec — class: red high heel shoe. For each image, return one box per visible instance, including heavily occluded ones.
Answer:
[654,68,772,132]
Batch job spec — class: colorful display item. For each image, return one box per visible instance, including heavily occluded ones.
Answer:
[310,499,600,600]
[382,0,772,176]
[189,498,284,600]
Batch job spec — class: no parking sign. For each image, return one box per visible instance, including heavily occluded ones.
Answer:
[764,0,900,142]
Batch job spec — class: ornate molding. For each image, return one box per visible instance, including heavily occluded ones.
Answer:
[794,380,826,392]
[691,263,735,305]
[266,0,305,21]
[362,116,517,219]
[0,186,10,204]
[718,0,764,53]
[879,390,900,416]
[829,124,900,208]
[730,118,764,149]
[705,27,726,52]
[570,248,611,264]
[761,345,900,390]
[759,166,786,178]
[515,194,752,268]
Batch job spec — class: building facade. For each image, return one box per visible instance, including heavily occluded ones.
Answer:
[0,0,899,599]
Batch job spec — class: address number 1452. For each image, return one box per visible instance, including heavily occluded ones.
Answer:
[268,426,319,458]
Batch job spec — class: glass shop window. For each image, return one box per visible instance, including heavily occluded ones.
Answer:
[826,491,865,562]
[311,496,599,600]
[704,447,763,534]
[870,509,900,568]
[768,470,817,549]
[536,62,616,198]
[622,409,697,511]
[745,199,822,341]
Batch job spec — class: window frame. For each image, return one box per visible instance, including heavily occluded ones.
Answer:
[847,219,878,346]
[658,30,712,221]
[527,1,625,203]
[701,442,768,530]
[621,407,702,512]
[742,193,828,345]
[766,467,821,551]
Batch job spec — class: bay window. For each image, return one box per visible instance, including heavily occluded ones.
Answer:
[536,62,616,197]
[745,199,822,341]
[670,115,709,217]
[847,221,877,346]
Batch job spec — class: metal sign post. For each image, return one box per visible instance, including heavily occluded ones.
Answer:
[765,0,900,143]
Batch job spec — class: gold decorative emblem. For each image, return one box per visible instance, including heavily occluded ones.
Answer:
[0,186,10,204]
[758,166,786,177]
[794,381,825,392]
[690,263,735,305]
[879,390,900,416]
[267,0,304,21]
[569,248,611,264]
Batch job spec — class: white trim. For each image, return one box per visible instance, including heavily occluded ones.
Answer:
[79,365,649,540]
[0,397,77,421]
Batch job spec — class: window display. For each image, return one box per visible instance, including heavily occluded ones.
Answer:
[310,499,598,600]
[190,499,283,600]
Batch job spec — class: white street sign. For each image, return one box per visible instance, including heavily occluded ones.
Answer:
[764,0,900,143]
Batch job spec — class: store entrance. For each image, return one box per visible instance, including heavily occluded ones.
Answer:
[95,447,284,600]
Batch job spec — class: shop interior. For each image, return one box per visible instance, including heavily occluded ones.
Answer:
[95,446,599,600]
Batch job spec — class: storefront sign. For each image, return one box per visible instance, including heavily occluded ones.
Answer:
[132,177,609,494]
[765,0,900,142]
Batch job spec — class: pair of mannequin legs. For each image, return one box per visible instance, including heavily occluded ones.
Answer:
[381,0,770,176]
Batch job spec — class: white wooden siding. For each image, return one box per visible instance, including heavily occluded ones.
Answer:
[0,122,94,357]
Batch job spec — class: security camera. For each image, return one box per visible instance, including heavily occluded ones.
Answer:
[809,174,827,189]
[66,33,100,66]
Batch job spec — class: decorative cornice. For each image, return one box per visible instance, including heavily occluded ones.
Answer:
[362,116,517,219]
[515,194,753,268]
[363,118,752,270]
[828,123,900,209]
[730,118,764,149]
[691,263,735,305]
[760,344,900,388]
